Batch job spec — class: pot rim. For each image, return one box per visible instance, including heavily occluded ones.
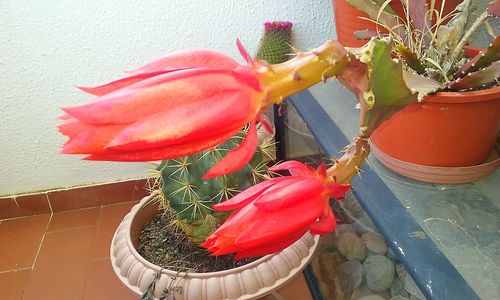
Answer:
[123,195,313,278]
[425,85,500,104]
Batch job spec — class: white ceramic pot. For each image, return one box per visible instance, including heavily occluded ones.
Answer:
[110,196,320,300]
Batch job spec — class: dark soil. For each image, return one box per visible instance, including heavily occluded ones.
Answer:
[137,211,258,273]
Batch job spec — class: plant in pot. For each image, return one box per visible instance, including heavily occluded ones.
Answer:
[58,3,498,299]
[344,0,500,183]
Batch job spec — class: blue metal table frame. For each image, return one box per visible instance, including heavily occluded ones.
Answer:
[287,90,480,300]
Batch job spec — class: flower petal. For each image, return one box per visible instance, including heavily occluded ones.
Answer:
[105,89,256,151]
[269,160,316,177]
[309,208,337,234]
[83,127,238,161]
[253,177,324,211]
[61,124,125,154]
[327,183,351,200]
[212,176,290,211]
[64,68,243,125]
[236,39,253,66]
[127,50,240,74]
[234,196,323,248]
[77,71,172,96]
[257,114,274,134]
[203,119,258,179]
[233,229,307,259]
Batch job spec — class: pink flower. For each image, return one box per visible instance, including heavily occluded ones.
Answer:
[202,161,351,259]
[59,41,271,178]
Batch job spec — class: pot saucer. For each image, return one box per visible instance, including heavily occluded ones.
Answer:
[370,141,500,184]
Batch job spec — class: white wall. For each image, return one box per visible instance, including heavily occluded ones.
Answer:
[0,0,336,196]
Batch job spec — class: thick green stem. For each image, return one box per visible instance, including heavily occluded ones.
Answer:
[257,40,349,107]
[450,11,489,63]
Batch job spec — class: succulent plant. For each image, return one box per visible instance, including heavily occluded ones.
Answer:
[152,132,274,244]
[348,0,500,92]
[255,21,294,64]
[148,21,297,244]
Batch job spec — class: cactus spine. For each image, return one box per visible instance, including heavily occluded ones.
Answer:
[153,132,274,244]
[255,21,294,64]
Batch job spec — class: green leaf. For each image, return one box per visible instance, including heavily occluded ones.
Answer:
[363,39,417,134]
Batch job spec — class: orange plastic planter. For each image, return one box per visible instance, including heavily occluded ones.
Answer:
[333,0,462,47]
[371,86,500,167]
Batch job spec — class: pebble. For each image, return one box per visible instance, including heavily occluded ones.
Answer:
[363,255,395,292]
[396,263,407,280]
[391,277,409,298]
[361,232,388,255]
[319,251,345,281]
[335,224,356,236]
[337,232,367,261]
[357,294,386,300]
[343,193,364,218]
[404,274,426,300]
[337,260,363,293]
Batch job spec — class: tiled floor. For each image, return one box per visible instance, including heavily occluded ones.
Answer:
[0,201,313,300]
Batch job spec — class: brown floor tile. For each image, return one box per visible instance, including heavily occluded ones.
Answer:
[47,187,99,212]
[23,226,96,300]
[0,197,20,219]
[0,214,50,272]
[0,268,31,300]
[274,273,313,300]
[90,201,138,260]
[96,179,150,206]
[47,207,100,232]
[15,194,51,217]
[0,194,51,220]
[82,258,137,300]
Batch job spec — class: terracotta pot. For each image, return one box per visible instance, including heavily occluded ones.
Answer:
[333,0,462,47]
[110,196,320,300]
[371,86,500,171]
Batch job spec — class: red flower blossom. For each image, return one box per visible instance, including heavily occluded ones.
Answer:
[202,161,351,259]
[59,41,270,178]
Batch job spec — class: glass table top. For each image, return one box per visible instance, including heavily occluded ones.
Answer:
[304,81,500,299]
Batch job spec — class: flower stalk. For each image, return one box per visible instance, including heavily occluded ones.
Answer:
[257,40,349,107]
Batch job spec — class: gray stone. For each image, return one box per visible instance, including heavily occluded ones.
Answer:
[395,263,407,280]
[318,250,345,282]
[404,274,426,300]
[363,255,395,292]
[357,295,386,300]
[335,224,356,236]
[337,260,363,293]
[391,296,410,300]
[361,232,388,255]
[343,193,364,218]
[337,232,367,261]
[386,247,396,260]
[391,278,409,298]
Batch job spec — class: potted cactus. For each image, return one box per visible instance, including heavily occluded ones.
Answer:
[58,3,499,299]
[110,133,326,299]
[343,0,500,183]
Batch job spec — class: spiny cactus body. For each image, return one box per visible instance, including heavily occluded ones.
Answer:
[154,132,274,244]
[255,21,293,64]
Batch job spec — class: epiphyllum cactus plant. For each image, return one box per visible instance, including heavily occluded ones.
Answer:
[59,0,499,259]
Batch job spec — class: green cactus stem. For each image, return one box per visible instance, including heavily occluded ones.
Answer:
[255,21,293,64]
[397,45,426,75]
[454,35,500,78]
[445,61,500,91]
[154,133,274,244]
